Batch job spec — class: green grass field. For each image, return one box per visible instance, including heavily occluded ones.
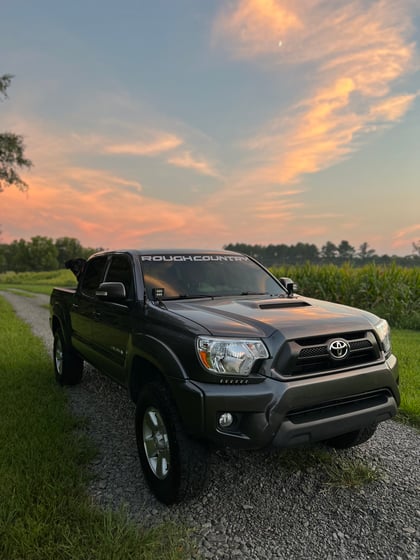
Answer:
[0,269,76,295]
[392,329,420,429]
[0,296,190,560]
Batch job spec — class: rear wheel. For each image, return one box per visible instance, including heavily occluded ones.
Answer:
[135,382,208,504]
[53,329,83,386]
[325,423,377,449]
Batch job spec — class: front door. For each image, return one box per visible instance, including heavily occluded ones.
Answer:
[90,254,135,383]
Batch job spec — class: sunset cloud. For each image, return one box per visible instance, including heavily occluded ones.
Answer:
[213,0,303,58]
[104,133,183,156]
[167,150,220,178]
[214,0,418,186]
[392,224,420,250]
[1,167,226,249]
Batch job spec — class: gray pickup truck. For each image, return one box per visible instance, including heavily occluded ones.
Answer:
[50,249,399,504]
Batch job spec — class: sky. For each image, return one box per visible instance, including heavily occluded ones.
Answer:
[1,0,419,256]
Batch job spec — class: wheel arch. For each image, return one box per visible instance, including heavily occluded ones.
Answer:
[128,353,205,437]
[51,314,62,334]
[50,313,73,348]
[128,334,189,401]
[129,355,167,403]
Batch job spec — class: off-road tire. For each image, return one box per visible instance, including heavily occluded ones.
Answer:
[53,329,84,386]
[135,382,209,505]
[325,423,377,449]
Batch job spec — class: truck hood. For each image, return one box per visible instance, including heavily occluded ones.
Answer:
[165,296,379,339]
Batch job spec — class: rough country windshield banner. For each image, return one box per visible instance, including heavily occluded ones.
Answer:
[140,254,250,262]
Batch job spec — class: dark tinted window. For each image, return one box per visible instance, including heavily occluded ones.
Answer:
[80,256,108,296]
[139,254,285,299]
[105,255,134,299]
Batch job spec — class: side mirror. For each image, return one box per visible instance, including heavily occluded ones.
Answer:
[96,282,126,301]
[279,277,298,297]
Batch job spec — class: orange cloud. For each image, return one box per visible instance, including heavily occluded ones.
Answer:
[104,134,183,156]
[167,150,220,178]
[0,114,231,249]
[392,224,420,250]
[213,0,303,57]
[0,167,226,249]
[369,94,417,121]
[214,0,418,186]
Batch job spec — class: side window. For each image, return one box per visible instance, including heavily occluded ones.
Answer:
[79,256,108,297]
[105,255,134,299]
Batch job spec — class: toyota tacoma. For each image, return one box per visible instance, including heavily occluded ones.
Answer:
[50,249,399,504]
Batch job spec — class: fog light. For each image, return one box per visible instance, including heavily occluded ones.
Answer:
[218,412,234,428]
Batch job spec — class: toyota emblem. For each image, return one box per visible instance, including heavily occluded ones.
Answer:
[328,339,349,360]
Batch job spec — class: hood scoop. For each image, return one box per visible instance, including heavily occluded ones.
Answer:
[259,300,311,310]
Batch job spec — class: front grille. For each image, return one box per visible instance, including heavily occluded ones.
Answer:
[274,331,381,378]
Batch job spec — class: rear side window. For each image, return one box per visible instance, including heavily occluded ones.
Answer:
[80,256,108,297]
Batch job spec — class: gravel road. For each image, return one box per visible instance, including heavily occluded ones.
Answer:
[2,290,419,560]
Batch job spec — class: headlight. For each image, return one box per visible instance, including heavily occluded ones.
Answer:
[375,319,391,355]
[196,337,269,376]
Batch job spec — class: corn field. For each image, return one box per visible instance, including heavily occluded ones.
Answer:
[270,263,420,330]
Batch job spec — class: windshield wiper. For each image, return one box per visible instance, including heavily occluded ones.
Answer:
[240,291,269,296]
[162,294,215,300]
[239,291,287,298]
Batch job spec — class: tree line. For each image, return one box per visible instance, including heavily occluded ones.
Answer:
[0,236,102,273]
[224,241,420,267]
[1,237,419,273]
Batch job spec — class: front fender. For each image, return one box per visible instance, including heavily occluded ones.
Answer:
[128,333,188,380]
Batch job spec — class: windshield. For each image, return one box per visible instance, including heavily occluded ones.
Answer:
[139,254,286,299]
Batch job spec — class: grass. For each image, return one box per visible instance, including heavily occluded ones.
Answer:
[0,269,76,296]
[392,329,420,429]
[0,284,56,295]
[0,296,191,560]
[278,448,382,488]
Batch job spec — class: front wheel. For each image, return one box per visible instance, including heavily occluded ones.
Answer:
[135,382,208,504]
[53,329,84,386]
[324,423,377,449]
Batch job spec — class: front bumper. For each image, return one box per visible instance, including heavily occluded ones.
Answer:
[172,355,399,449]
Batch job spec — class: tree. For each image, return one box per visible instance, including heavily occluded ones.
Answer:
[0,74,32,192]
[337,240,355,261]
[0,74,12,98]
[357,242,376,261]
[291,242,319,262]
[55,237,84,268]
[7,239,29,272]
[321,241,338,261]
[412,240,420,257]
[27,236,59,271]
